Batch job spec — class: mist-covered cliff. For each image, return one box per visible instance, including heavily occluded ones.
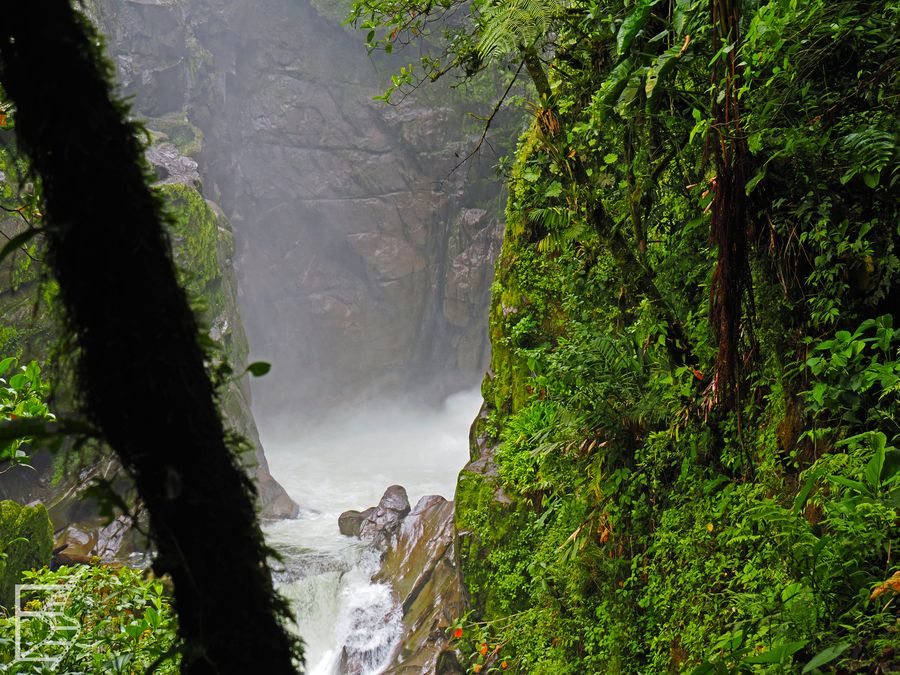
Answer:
[89,0,505,419]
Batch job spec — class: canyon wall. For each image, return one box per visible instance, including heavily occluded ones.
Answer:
[91,0,504,420]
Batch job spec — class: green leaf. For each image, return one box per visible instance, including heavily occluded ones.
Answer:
[600,58,635,107]
[8,373,27,390]
[0,227,41,265]
[246,361,272,377]
[0,357,14,377]
[617,0,652,56]
[645,43,683,101]
[616,73,643,114]
[828,475,866,494]
[742,640,807,665]
[673,0,695,35]
[810,382,826,405]
[864,433,887,490]
[544,181,563,198]
[793,470,821,514]
[802,642,849,673]
[603,153,619,164]
[863,172,879,188]
[746,167,766,194]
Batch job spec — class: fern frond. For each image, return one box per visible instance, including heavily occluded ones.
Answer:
[477,0,558,61]
[840,127,899,186]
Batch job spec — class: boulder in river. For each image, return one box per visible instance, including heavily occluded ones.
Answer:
[342,485,411,551]
[377,495,465,674]
[338,507,376,538]
[338,487,466,673]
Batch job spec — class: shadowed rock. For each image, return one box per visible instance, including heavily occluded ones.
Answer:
[338,506,376,538]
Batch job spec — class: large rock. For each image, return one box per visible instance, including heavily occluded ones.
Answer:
[349,485,411,551]
[377,495,465,674]
[53,513,134,563]
[339,488,465,673]
[338,506,375,537]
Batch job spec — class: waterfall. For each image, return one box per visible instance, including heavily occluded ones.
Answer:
[262,388,481,674]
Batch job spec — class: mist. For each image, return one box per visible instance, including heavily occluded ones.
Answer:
[263,387,482,514]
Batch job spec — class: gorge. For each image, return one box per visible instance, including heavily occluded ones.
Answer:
[84,3,507,667]
[4,0,505,672]
[1,1,899,674]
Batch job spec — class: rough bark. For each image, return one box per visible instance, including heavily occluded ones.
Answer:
[0,2,300,673]
[708,0,753,408]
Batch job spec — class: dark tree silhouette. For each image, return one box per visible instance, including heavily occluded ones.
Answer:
[0,2,301,673]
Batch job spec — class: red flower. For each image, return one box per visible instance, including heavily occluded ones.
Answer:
[453,627,463,639]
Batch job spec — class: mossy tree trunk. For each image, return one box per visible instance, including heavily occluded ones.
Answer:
[0,3,300,673]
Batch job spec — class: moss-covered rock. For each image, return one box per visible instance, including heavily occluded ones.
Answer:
[156,178,296,519]
[0,139,295,523]
[0,500,53,610]
[159,182,222,309]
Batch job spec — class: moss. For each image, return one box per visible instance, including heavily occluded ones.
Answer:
[456,464,529,617]
[151,113,204,157]
[0,500,53,610]
[157,182,222,308]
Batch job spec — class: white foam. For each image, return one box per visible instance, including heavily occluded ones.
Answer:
[263,388,481,674]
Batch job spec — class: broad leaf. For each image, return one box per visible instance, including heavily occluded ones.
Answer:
[246,361,272,377]
[617,0,652,56]
[0,227,41,265]
[802,642,849,673]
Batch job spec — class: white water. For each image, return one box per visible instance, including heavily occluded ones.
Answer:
[262,388,481,674]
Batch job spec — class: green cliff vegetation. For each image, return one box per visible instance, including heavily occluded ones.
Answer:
[356,0,899,672]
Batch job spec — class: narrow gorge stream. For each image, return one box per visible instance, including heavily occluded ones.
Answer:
[262,389,481,673]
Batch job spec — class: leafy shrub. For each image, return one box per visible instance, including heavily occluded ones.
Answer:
[0,565,179,674]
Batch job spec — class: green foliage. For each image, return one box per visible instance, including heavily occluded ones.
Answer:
[408,0,900,671]
[0,357,54,465]
[0,565,179,673]
[804,316,900,438]
[476,0,557,61]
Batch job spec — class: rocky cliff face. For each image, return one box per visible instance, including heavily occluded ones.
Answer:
[89,0,503,419]
[0,135,296,530]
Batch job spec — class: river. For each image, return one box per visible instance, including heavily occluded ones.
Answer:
[261,388,481,674]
